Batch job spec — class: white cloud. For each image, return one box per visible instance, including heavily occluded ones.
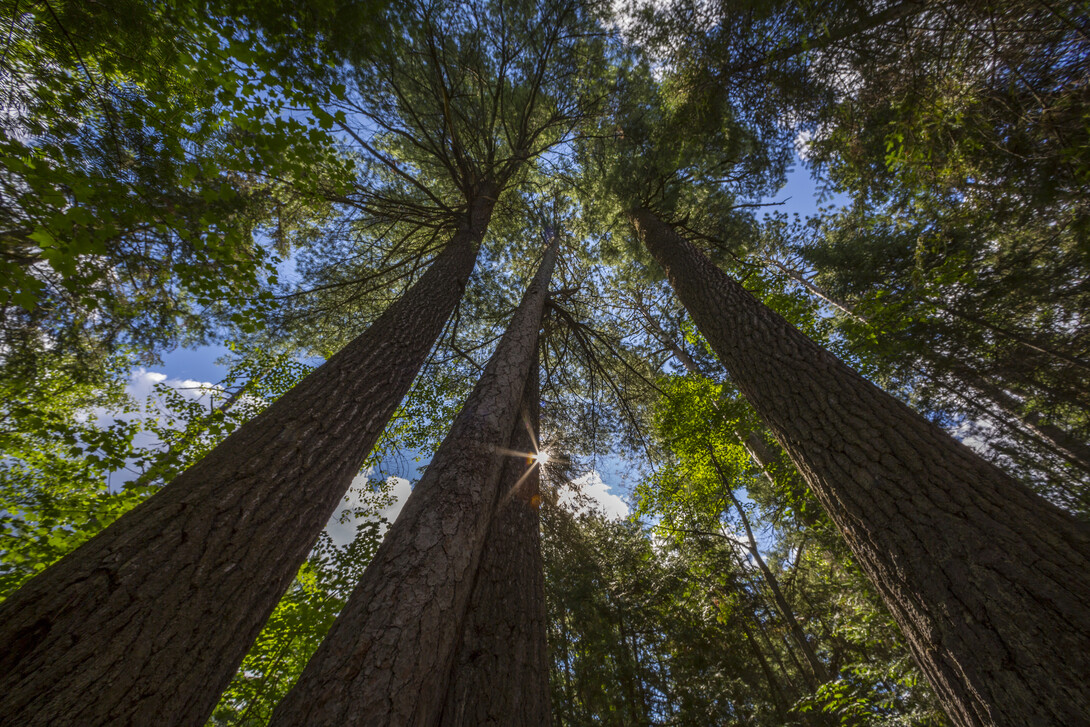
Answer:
[559,471,630,520]
[324,466,632,550]
[794,129,813,160]
[124,368,225,406]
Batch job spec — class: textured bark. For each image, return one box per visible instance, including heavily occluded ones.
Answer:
[632,207,1090,727]
[0,189,497,727]
[438,355,551,727]
[268,238,559,727]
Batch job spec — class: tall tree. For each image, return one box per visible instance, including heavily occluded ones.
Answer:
[0,0,599,720]
[630,206,1090,727]
[0,197,494,727]
[439,350,550,726]
[275,0,596,358]
[268,236,558,726]
[702,0,1090,499]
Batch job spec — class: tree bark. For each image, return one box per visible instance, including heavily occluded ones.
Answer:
[631,206,1090,727]
[438,351,551,726]
[268,237,559,727]
[0,188,498,727]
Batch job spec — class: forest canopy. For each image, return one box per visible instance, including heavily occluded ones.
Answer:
[1,1,1088,726]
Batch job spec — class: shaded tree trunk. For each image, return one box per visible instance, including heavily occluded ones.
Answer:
[738,617,793,724]
[268,237,559,726]
[631,207,1090,727]
[438,351,551,726]
[0,188,498,727]
[641,300,830,686]
[709,450,830,687]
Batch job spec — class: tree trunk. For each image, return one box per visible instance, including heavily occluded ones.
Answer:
[759,255,863,322]
[268,237,559,727]
[0,188,498,727]
[438,352,551,726]
[709,451,830,687]
[631,206,1090,727]
[738,617,793,724]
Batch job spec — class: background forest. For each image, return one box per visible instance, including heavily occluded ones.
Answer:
[1,0,1088,725]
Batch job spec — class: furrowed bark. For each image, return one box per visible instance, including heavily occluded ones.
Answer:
[439,351,551,726]
[631,206,1090,727]
[268,237,559,727]
[0,188,497,727]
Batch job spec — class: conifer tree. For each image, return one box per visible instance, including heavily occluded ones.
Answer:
[0,202,493,727]
[440,351,550,726]
[268,236,558,726]
[631,206,1090,727]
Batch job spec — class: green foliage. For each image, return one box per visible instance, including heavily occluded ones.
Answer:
[0,355,147,597]
[2,0,1087,724]
[0,0,373,379]
[208,491,394,725]
[545,509,762,725]
[630,368,946,725]
[0,343,315,600]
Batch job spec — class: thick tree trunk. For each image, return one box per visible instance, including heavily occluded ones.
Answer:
[438,353,551,726]
[631,207,1090,727]
[0,189,497,727]
[268,238,559,727]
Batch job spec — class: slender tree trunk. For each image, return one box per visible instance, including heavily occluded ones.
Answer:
[710,451,830,686]
[631,207,1090,727]
[268,237,559,727]
[613,599,649,725]
[0,188,498,727]
[749,607,801,696]
[438,352,551,726]
[643,302,831,686]
[630,293,702,374]
[738,617,793,723]
[759,255,863,322]
[642,300,828,685]
[933,301,1090,373]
